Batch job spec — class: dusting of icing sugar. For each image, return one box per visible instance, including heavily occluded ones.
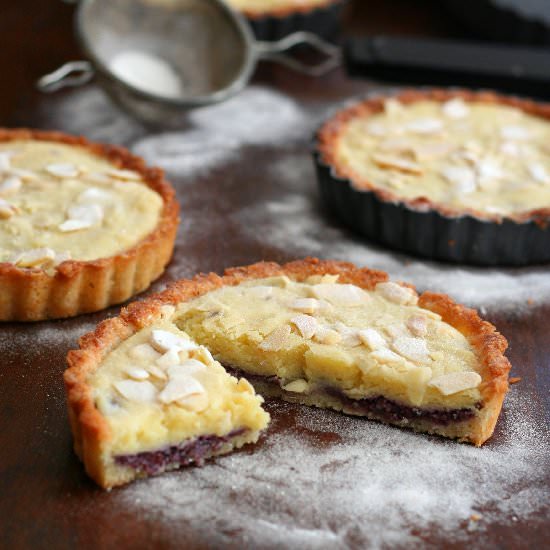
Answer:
[119,389,549,548]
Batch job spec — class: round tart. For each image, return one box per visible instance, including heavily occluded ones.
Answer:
[66,259,510,487]
[315,89,550,265]
[228,0,346,40]
[0,129,179,321]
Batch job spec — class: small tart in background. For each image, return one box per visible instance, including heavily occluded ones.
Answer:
[0,129,179,321]
[315,89,550,265]
[66,259,511,488]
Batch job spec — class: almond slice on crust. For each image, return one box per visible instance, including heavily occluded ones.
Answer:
[429,372,482,396]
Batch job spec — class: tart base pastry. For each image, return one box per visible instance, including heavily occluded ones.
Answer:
[315,89,550,265]
[66,259,510,487]
[0,129,179,321]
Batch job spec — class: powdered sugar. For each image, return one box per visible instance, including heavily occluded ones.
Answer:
[119,389,548,548]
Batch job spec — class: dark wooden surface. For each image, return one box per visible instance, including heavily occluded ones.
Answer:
[1,1,549,549]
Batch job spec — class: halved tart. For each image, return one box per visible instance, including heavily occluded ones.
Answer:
[65,259,510,487]
[315,89,550,265]
[0,129,179,321]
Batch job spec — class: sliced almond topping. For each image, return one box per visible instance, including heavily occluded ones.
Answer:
[247,285,274,299]
[500,125,531,141]
[476,157,504,183]
[176,392,209,412]
[145,364,168,381]
[0,151,13,171]
[392,336,431,363]
[159,376,205,405]
[377,137,414,154]
[384,98,404,117]
[407,315,428,337]
[440,165,477,194]
[114,380,157,403]
[107,168,142,181]
[259,325,291,351]
[291,314,318,339]
[442,98,470,119]
[0,198,17,219]
[370,348,406,365]
[282,379,309,394]
[289,298,322,314]
[9,168,38,181]
[311,283,369,307]
[366,121,387,136]
[528,163,550,184]
[150,330,198,353]
[384,323,410,340]
[429,372,482,395]
[156,348,182,368]
[45,163,79,178]
[313,326,342,345]
[372,153,423,175]
[167,359,207,378]
[499,141,520,157]
[129,343,162,362]
[11,247,56,268]
[333,322,362,347]
[0,176,22,196]
[84,172,110,184]
[78,187,113,203]
[59,203,104,232]
[412,142,454,161]
[358,328,387,350]
[375,282,418,305]
[405,118,443,134]
[124,367,150,381]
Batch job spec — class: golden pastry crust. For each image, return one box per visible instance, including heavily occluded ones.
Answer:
[66,257,510,473]
[317,88,550,226]
[237,0,342,19]
[0,128,179,321]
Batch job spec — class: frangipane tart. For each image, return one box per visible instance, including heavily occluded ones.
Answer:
[315,89,550,265]
[0,129,179,321]
[227,0,346,40]
[66,258,510,488]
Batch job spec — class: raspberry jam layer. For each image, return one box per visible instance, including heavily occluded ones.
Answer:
[115,428,247,475]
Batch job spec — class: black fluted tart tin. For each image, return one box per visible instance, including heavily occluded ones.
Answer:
[244,0,347,41]
[313,91,550,267]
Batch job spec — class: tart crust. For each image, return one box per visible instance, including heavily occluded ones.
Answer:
[234,0,342,20]
[66,258,511,485]
[317,88,550,226]
[0,129,179,321]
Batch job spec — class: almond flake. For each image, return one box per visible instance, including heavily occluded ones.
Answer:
[313,326,342,345]
[528,163,550,184]
[370,348,406,365]
[167,359,207,378]
[58,219,95,232]
[259,325,291,351]
[405,118,443,134]
[107,168,141,181]
[45,163,79,178]
[412,142,454,161]
[291,314,318,339]
[0,151,13,171]
[59,203,103,232]
[246,285,274,299]
[311,283,369,307]
[78,187,113,203]
[392,336,431,363]
[442,98,470,119]
[499,141,520,157]
[384,99,404,117]
[376,282,418,305]
[372,153,423,175]
[129,343,162,362]
[84,172,111,184]
[159,376,205,404]
[476,157,504,182]
[176,392,209,412]
[0,198,17,219]
[150,330,198,353]
[407,315,428,337]
[145,364,168,380]
[440,165,477,194]
[289,298,322,314]
[366,122,387,136]
[156,348,182,368]
[282,379,309,394]
[500,125,531,141]
[358,328,387,350]
[333,322,362,347]
[124,367,150,381]
[429,371,482,395]
[11,247,56,268]
[0,176,22,195]
[114,380,157,403]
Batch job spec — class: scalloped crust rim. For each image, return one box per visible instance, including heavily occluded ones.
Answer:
[0,128,179,321]
[316,88,550,227]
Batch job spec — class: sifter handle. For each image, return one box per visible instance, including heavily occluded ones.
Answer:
[344,36,550,98]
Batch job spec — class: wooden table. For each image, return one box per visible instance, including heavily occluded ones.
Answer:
[1,1,549,548]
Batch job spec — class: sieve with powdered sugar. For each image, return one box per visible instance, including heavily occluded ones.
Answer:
[38,0,340,124]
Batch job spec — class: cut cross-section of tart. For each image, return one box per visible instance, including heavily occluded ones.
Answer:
[0,129,179,321]
[65,304,270,489]
[66,259,510,488]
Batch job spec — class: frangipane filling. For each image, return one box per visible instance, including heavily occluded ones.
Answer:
[0,140,163,272]
[90,310,269,473]
[334,98,550,216]
[173,275,483,419]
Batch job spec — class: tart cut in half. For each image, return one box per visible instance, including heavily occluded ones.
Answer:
[65,259,510,487]
[316,89,550,265]
[0,129,179,321]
